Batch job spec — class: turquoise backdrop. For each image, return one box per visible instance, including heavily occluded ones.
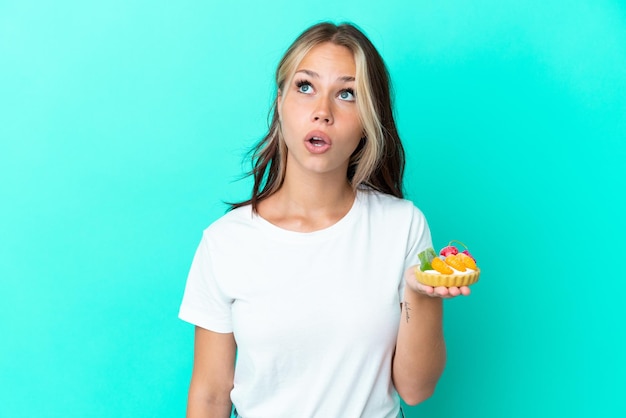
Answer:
[1,0,625,417]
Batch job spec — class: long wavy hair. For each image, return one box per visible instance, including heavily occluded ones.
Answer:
[231,22,405,211]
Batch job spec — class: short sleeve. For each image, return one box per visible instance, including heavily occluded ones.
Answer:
[178,233,233,333]
[399,205,433,300]
[404,206,433,271]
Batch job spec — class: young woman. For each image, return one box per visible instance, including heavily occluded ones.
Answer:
[179,22,470,418]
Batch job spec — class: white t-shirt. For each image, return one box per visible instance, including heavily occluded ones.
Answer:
[179,188,433,418]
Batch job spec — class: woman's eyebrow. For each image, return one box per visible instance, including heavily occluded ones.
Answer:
[295,69,355,83]
[295,69,318,78]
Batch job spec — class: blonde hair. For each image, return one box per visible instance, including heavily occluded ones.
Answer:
[232,22,405,211]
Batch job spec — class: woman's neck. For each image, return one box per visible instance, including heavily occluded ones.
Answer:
[257,174,356,233]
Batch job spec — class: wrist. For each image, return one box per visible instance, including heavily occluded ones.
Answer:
[402,285,443,326]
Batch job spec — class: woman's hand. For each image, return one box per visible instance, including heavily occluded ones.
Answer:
[404,265,471,299]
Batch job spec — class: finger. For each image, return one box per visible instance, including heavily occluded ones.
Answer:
[418,283,435,295]
[434,286,450,297]
[447,286,461,297]
[460,286,471,296]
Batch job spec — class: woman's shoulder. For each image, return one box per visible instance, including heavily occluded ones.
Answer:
[357,188,430,243]
[202,205,255,238]
[358,187,424,215]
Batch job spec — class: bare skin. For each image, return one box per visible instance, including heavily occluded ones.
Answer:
[393,268,470,404]
[186,328,235,418]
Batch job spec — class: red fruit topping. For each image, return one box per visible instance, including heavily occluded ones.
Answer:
[439,245,459,257]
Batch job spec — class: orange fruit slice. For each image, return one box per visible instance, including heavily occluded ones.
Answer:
[458,252,478,270]
[444,254,467,272]
[432,257,454,274]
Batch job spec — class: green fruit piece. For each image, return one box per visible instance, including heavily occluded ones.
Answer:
[418,247,437,271]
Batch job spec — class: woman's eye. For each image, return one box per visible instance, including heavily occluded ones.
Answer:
[297,81,313,94]
[339,89,355,101]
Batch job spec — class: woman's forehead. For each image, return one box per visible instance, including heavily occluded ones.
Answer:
[295,43,356,78]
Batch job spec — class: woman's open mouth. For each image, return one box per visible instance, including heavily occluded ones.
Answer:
[304,132,331,154]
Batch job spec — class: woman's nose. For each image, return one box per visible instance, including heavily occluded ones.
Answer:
[311,96,333,124]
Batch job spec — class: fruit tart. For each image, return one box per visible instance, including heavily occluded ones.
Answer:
[415,240,480,287]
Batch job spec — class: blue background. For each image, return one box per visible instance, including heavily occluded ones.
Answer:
[1,1,625,416]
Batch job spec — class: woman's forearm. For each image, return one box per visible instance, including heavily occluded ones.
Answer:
[392,287,446,405]
[186,390,232,418]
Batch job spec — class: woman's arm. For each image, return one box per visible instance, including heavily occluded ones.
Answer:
[392,266,470,405]
[187,327,236,418]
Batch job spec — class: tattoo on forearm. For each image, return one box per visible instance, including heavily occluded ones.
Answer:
[404,301,411,323]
